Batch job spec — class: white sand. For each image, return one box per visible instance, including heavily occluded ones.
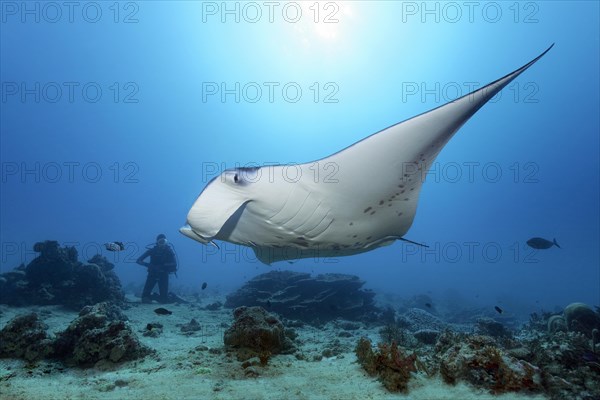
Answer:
[0,301,547,400]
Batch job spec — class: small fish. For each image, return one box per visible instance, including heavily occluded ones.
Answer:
[201,282,207,290]
[526,237,560,249]
[104,241,125,252]
[154,307,172,315]
[425,303,432,308]
[494,306,503,314]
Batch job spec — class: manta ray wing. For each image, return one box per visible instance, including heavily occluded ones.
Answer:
[287,44,554,250]
[182,45,553,265]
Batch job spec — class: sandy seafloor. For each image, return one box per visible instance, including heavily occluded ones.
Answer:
[0,296,548,400]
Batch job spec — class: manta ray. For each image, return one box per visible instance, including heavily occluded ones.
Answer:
[181,45,553,264]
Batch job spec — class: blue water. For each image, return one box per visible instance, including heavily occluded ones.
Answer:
[1,1,598,317]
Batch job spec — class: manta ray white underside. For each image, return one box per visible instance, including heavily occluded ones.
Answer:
[181,45,553,264]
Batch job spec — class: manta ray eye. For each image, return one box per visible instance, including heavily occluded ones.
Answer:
[233,173,239,183]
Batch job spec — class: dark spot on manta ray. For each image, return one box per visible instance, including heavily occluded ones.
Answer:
[353,235,358,238]
[363,207,372,213]
[366,236,372,240]
[349,222,353,226]
[388,204,392,207]
[401,190,405,194]
[370,211,376,215]
[404,198,409,201]
[379,200,384,205]
[410,188,414,191]
[398,184,404,188]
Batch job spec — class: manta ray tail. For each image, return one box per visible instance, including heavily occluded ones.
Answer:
[399,238,429,248]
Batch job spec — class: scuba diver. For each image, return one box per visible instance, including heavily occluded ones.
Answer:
[137,234,177,303]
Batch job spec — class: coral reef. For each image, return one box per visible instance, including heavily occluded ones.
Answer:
[0,266,28,306]
[224,271,379,323]
[437,333,542,393]
[53,302,151,366]
[355,337,378,374]
[378,316,416,348]
[0,303,150,367]
[361,301,600,398]
[564,302,600,337]
[524,330,600,399]
[525,311,553,332]
[0,241,125,310]
[401,308,447,332]
[224,306,295,362]
[429,304,600,399]
[413,329,440,345]
[0,313,54,362]
[476,317,512,339]
[547,315,567,334]
[355,337,417,392]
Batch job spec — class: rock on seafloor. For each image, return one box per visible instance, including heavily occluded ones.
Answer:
[224,306,295,359]
[0,241,125,310]
[0,313,54,361]
[53,302,151,366]
[0,302,151,367]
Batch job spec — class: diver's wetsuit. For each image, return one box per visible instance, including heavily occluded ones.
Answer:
[137,244,177,303]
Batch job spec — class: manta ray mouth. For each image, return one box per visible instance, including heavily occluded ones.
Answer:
[179,224,219,248]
